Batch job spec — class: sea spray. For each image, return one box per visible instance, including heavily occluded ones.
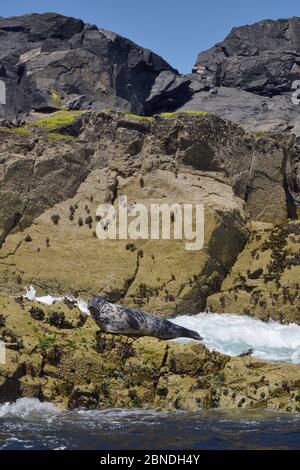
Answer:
[0,398,60,419]
[172,313,300,364]
[24,286,90,315]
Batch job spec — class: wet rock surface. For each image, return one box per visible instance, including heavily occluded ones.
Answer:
[207,221,300,323]
[1,293,300,412]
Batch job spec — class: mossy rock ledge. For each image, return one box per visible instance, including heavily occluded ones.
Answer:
[0,294,300,412]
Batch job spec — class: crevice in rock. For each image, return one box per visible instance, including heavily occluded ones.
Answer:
[0,212,22,249]
[0,238,24,260]
[0,363,25,402]
[122,249,143,299]
[110,175,119,206]
[108,249,143,303]
[153,344,169,390]
[281,147,297,219]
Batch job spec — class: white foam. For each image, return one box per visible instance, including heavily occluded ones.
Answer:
[0,398,60,419]
[24,286,36,301]
[171,313,300,364]
[24,286,90,315]
[75,298,90,315]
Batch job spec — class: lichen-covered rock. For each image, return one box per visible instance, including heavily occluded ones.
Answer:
[0,165,246,315]
[0,120,93,235]
[207,221,300,323]
[1,293,300,412]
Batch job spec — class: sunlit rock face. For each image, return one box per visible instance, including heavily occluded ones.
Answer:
[0,110,298,317]
[0,12,180,121]
[193,18,300,97]
[181,17,300,135]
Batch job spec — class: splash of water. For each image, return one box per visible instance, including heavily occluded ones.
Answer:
[0,398,60,419]
[24,286,90,315]
[172,313,300,364]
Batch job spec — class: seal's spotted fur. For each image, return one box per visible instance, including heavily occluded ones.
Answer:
[88,296,203,341]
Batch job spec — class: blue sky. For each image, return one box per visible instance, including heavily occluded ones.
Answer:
[1,0,299,72]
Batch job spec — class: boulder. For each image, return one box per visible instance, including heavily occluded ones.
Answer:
[193,17,300,97]
[180,17,300,136]
[0,12,177,120]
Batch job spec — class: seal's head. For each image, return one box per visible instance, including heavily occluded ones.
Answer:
[88,295,108,319]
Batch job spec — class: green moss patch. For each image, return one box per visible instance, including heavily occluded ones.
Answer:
[33,110,83,130]
[48,133,76,142]
[0,126,29,137]
[161,111,208,118]
[125,113,152,121]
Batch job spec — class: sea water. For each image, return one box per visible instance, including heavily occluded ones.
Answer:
[0,398,300,450]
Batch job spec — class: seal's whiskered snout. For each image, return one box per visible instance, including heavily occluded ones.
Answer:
[185,329,203,341]
[170,324,202,341]
[88,296,108,317]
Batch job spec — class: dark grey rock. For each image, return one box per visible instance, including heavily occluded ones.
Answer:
[1,12,300,137]
[178,83,300,135]
[193,17,300,97]
[0,12,177,120]
[144,70,192,114]
[180,18,300,136]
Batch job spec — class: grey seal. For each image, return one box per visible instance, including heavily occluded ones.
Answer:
[88,296,203,341]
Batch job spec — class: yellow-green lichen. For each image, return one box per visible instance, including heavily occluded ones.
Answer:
[125,113,152,121]
[161,111,208,118]
[48,133,76,142]
[0,126,29,137]
[33,110,83,130]
[50,88,62,108]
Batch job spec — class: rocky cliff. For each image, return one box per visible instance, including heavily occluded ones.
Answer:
[0,13,300,413]
[182,18,300,134]
[0,110,298,317]
[194,17,300,97]
[1,13,300,136]
[0,12,184,121]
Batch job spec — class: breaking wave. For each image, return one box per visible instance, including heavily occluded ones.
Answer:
[172,313,300,364]
[0,398,60,420]
[24,286,89,315]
